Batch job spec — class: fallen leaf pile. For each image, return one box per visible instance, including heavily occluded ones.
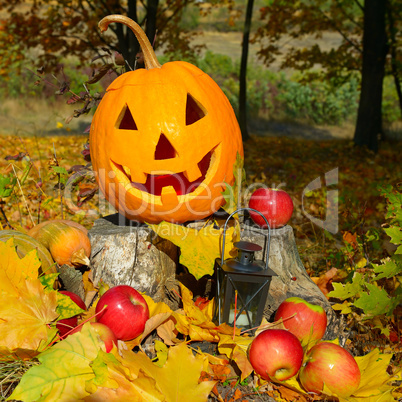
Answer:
[0,242,401,401]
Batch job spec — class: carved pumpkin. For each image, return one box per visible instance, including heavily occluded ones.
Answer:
[90,15,243,224]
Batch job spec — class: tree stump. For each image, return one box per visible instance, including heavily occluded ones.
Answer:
[240,221,341,340]
[88,214,179,305]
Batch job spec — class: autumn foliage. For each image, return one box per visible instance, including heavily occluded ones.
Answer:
[0,237,400,400]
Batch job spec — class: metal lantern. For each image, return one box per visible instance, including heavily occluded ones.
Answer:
[213,208,277,330]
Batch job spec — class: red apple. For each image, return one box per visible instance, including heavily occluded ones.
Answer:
[57,290,87,337]
[248,188,294,229]
[299,342,361,397]
[95,285,149,341]
[248,329,304,381]
[70,322,118,353]
[274,297,327,348]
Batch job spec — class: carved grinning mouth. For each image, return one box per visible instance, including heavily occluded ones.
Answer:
[112,150,213,196]
[136,151,212,196]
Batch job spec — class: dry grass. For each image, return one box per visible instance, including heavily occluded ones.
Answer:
[0,359,39,401]
[0,98,92,137]
[161,30,343,72]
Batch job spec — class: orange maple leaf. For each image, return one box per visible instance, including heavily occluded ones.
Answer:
[311,267,339,297]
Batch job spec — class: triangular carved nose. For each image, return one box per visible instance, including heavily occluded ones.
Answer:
[155,134,177,160]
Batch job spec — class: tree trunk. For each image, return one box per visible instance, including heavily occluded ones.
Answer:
[238,0,254,142]
[386,0,402,117]
[353,0,387,152]
[116,0,159,70]
[146,0,159,47]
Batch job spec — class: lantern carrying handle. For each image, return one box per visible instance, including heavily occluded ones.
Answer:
[220,208,271,270]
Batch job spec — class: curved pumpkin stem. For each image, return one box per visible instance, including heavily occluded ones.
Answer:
[99,14,161,70]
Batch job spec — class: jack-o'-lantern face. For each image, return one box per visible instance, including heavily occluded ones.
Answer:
[90,16,243,224]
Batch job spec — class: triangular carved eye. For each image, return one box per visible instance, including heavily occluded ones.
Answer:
[186,94,206,126]
[117,104,138,130]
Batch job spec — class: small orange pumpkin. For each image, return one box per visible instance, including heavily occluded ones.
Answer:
[28,221,91,267]
[90,15,243,224]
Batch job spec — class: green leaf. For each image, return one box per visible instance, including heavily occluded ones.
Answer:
[19,163,32,186]
[0,174,16,198]
[221,152,244,215]
[221,181,237,215]
[9,324,102,401]
[353,283,397,318]
[384,226,402,254]
[86,350,119,393]
[378,184,402,222]
[373,257,402,280]
[56,291,85,320]
[327,272,365,300]
[39,273,59,290]
[51,166,69,176]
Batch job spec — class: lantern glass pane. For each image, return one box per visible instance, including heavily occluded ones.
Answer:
[227,280,262,328]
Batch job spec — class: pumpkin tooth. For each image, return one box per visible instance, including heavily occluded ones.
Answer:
[130,170,147,184]
[183,164,202,182]
[161,186,179,206]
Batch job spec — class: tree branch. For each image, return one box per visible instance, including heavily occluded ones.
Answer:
[353,0,364,12]
[334,0,363,30]
[318,8,362,54]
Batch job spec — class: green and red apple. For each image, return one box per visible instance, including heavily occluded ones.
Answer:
[274,297,327,348]
[299,342,361,397]
[248,329,304,381]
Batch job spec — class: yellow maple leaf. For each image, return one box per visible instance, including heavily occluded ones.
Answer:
[0,237,40,296]
[85,348,164,402]
[347,348,396,401]
[121,341,216,402]
[180,282,211,325]
[172,284,238,342]
[148,221,238,279]
[142,293,173,317]
[0,277,59,355]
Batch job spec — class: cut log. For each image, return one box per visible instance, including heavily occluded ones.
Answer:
[240,221,342,340]
[88,214,179,305]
